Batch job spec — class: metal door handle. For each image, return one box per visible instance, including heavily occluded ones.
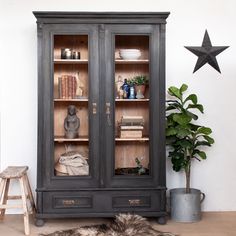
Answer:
[106,102,112,126]
[92,103,97,114]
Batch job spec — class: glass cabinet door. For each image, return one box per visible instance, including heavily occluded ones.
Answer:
[104,25,161,187]
[114,35,150,176]
[43,25,100,187]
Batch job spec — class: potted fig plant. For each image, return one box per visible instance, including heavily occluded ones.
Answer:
[166,84,214,222]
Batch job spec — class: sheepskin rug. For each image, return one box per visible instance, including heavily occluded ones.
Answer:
[39,214,176,236]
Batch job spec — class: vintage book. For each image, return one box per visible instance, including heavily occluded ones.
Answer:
[121,115,144,125]
[61,75,66,99]
[58,77,62,98]
[120,130,143,138]
[119,125,144,130]
[68,75,73,99]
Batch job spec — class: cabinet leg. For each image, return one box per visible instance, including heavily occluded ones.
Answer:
[157,216,167,225]
[35,218,45,227]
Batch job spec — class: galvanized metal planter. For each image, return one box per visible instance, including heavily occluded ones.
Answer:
[170,188,205,222]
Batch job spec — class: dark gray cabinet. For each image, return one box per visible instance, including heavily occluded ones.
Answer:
[33,12,169,225]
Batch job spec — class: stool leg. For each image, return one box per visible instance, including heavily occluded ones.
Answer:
[24,174,36,215]
[0,178,10,220]
[19,176,30,235]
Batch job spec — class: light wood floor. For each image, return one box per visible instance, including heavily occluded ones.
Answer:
[0,212,235,236]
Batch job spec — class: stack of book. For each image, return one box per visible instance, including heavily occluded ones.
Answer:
[119,115,144,138]
[58,75,77,99]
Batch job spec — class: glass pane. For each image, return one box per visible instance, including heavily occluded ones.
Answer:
[114,35,150,176]
[53,35,89,176]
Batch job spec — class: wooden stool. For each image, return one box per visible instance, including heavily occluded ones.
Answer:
[0,166,36,235]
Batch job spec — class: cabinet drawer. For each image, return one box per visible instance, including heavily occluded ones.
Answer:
[43,192,93,213]
[112,195,151,208]
[53,196,92,209]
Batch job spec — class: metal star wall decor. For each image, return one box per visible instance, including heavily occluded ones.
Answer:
[185,30,229,73]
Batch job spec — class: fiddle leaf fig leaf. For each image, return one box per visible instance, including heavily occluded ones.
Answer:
[180,84,188,94]
[195,141,211,147]
[203,135,215,144]
[176,140,192,148]
[168,86,182,100]
[197,151,207,160]
[187,104,204,113]
[176,127,191,138]
[197,127,212,135]
[173,113,192,125]
[184,94,198,105]
[186,110,198,120]
[166,127,177,136]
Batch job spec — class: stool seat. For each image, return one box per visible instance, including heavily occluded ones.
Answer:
[0,166,35,235]
[0,166,28,179]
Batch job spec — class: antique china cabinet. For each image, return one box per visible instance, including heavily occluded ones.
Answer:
[33,11,169,226]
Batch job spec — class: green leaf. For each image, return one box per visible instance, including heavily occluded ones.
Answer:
[173,113,192,125]
[169,152,185,172]
[195,141,211,147]
[176,140,192,148]
[197,127,212,135]
[189,123,201,131]
[184,94,198,105]
[186,110,198,120]
[166,101,182,111]
[197,151,207,160]
[166,127,177,136]
[180,84,188,94]
[203,135,215,144]
[168,86,182,100]
[175,127,191,137]
[187,104,204,113]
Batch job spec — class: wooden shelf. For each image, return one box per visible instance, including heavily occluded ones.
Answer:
[115,137,149,142]
[54,98,88,102]
[54,59,88,64]
[115,98,149,102]
[54,136,89,142]
[115,59,149,64]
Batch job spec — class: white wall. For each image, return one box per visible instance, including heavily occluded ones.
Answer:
[0,0,236,212]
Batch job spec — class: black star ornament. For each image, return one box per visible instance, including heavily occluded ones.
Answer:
[185,30,229,73]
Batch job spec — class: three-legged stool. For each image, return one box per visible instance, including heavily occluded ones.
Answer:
[0,166,35,235]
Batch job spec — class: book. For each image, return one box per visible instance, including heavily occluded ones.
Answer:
[120,130,143,138]
[119,125,144,130]
[58,75,78,99]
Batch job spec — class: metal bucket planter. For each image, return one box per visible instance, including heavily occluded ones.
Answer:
[170,188,205,222]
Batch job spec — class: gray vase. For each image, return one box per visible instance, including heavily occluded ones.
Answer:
[170,188,205,222]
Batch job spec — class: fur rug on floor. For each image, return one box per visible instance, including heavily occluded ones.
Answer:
[39,214,176,236]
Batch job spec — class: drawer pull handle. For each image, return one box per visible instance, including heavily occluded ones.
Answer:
[129,199,141,206]
[62,200,77,206]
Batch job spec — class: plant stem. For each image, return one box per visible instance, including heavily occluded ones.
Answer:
[185,163,191,194]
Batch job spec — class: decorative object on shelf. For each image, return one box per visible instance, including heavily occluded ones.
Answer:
[119,49,141,60]
[64,105,80,139]
[55,150,89,176]
[136,90,144,99]
[121,78,130,99]
[129,84,135,99]
[185,30,229,73]
[58,75,77,99]
[72,51,80,59]
[115,75,124,99]
[61,48,72,59]
[131,75,148,98]
[119,115,144,138]
[166,84,214,222]
[135,157,146,175]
